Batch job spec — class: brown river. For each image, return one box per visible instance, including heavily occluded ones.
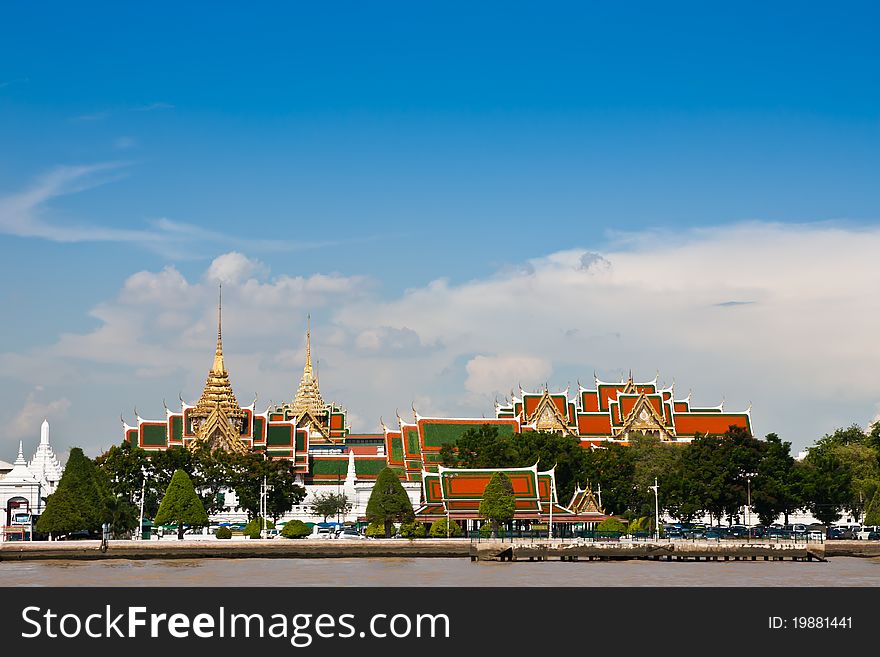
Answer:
[2,557,880,587]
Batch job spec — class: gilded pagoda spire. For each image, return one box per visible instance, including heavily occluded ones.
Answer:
[189,285,248,454]
[212,283,226,374]
[292,314,326,416]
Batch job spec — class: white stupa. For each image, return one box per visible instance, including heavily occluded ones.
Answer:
[5,441,38,485]
[28,419,64,495]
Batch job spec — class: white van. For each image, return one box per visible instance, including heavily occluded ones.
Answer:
[307,526,337,540]
[856,525,879,540]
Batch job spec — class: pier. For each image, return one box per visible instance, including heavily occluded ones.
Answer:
[471,539,830,563]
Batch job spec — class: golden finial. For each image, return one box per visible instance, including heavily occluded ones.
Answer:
[212,284,226,374]
[305,313,312,371]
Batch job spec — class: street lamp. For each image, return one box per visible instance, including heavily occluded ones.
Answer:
[648,478,660,540]
[137,466,148,541]
[744,472,756,538]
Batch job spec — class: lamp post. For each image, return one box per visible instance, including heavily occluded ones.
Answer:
[137,466,147,541]
[649,478,660,540]
[744,472,756,538]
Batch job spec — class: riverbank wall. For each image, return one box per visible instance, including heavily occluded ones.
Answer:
[0,539,471,561]
[2,539,878,562]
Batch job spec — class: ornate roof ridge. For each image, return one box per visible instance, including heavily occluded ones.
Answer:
[291,315,326,416]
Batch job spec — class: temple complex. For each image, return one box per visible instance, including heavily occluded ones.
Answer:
[119,293,752,527]
[121,296,413,522]
[413,464,608,531]
[0,420,64,538]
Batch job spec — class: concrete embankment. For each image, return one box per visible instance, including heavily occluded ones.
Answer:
[824,540,880,558]
[0,539,471,562]
[472,539,828,563]
[3,539,878,563]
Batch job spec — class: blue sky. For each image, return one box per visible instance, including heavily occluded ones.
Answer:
[1,2,879,459]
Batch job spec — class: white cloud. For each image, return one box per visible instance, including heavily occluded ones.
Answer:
[0,167,364,258]
[114,136,137,150]
[205,252,268,285]
[465,355,552,396]
[9,388,71,441]
[3,221,880,456]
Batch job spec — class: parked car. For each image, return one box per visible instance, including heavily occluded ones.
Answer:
[827,526,854,540]
[307,526,337,540]
[337,528,366,540]
[857,525,880,540]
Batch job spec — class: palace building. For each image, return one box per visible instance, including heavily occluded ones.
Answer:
[120,293,752,526]
[1,420,64,538]
[496,374,751,445]
[121,296,414,522]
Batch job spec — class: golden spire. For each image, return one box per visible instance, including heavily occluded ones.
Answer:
[292,314,326,416]
[305,313,313,374]
[189,285,247,453]
[212,284,226,374]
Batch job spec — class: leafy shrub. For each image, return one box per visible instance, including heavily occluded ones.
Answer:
[364,522,387,537]
[243,517,275,539]
[215,526,232,539]
[280,520,312,539]
[398,521,427,538]
[429,518,462,538]
[596,517,628,534]
[627,516,651,534]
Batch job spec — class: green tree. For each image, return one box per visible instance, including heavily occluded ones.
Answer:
[454,424,520,469]
[95,441,152,506]
[751,434,804,525]
[429,518,462,538]
[37,448,110,537]
[228,451,306,521]
[580,443,638,516]
[628,432,682,519]
[281,520,312,539]
[596,517,628,535]
[364,522,386,537]
[242,517,275,539]
[801,447,851,525]
[154,469,209,540]
[799,425,880,522]
[662,428,762,525]
[399,521,427,538]
[311,492,352,523]
[863,489,880,526]
[366,467,415,537]
[479,472,516,537]
[513,430,589,503]
[104,494,138,539]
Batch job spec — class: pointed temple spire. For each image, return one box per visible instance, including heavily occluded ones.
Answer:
[29,419,64,494]
[212,284,226,374]
[189,287,248,454]
[292,315,326,416]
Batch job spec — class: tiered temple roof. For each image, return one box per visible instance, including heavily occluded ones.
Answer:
[187,289,249,454]
[291,316,325,417]
[27,419,63,494]
[495,373,751,446]
[414,464,607,524]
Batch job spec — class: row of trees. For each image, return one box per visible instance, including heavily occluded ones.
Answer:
[363,467,516,537]
[36,443,308,539]
[441,421,880,526]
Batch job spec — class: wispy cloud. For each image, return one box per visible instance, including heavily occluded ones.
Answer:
[0,164,375,258]
[70,110,111,122]
[132,102,174,112]
[0,77,30,90]
[114,136,138,150]
[714,300,755,307]
[9,387,71,441]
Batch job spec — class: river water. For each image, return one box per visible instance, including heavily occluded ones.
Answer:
[2,557,879,587]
